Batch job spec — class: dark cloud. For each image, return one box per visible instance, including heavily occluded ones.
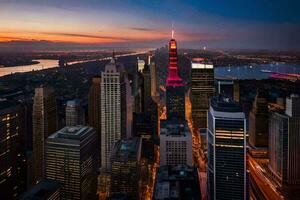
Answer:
[129,27,156,31]
[38,32,130,41]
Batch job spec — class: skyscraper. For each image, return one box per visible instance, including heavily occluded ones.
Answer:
[249,89,269,148]
[88,76,101,163]
[32,86,57,183]
[268,94,300,197]
[142,63,151,112]
[0,101,26,199]
[45,126,98,200]
[100,58,121,170]
[120,69,133,139]
[65,99,85,126]
[166,35,185,120]
[150,60,157,98]
[110,137,142,199]
[207,96,247,200]
[160,120,192,166]
[191,58,214,130]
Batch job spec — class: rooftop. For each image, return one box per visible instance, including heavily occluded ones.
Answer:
[210,95,242,112]
[111,137,141,161]
[160,119,190,136]
[154,165,201,200]
[19,179,61,200]
[0,99,20,111]
[48,125,94,140]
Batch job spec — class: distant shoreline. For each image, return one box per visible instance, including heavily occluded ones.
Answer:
[0,60,40,68]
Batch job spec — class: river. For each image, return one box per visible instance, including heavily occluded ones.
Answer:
[0,59,59,77]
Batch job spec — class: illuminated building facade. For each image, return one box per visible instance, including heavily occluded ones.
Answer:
[166,36,185,121]
[207,96,247,200]
[110,137,142,199]
[45,126,98,200]
[160,120,192,166]
[101,58,121,170]
[268,94,300,196]
[0,101,26,199]
[32,86,57,183]
[249,89,269,147]
[66,99,85,126]
[191,58,214,129]
[137,58,145,72]
[88,76,102,164]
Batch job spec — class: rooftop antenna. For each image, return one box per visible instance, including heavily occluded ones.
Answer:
[171,22,174,39]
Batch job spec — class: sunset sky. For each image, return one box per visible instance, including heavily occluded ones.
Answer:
[0,0,300,50]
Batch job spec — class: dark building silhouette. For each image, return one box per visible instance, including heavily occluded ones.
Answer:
[32,86,57,184]
[0,101,27,199]
[153,165,201,199]
[110,137,142,200]
[249,89,269,147]
[88,76,102,164]
[20,179,61,200]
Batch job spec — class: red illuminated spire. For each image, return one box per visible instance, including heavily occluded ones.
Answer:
[166,30,184,87]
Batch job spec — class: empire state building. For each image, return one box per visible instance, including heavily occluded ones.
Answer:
[166,32,185,121]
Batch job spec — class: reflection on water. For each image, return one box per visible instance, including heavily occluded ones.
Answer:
[215,63,300,80]
[0,59,58,77]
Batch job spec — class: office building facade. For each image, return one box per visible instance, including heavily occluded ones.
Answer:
[191,58,214,129]
[268,94,300,195]
[0,101,26,199]
[207,96,247,200]
[110,137,142,199]
[160,120,192,166]
[100,58,121,170]
[65,99,85,126]
[45,126,98,200]
[32,86,57,183]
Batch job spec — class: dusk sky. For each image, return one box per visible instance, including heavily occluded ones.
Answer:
[0,0,300,50]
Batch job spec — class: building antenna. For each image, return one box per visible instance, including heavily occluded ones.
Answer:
[171,22,174,39]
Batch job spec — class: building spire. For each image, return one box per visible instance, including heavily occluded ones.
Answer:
[171,22,174,39]
[111,49,116,63]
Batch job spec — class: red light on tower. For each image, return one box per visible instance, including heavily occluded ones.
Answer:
[166,31,184,87]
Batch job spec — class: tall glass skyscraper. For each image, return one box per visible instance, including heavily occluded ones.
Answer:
[191,58,214,130]
[268,94,300,197]
[207,96,247,200]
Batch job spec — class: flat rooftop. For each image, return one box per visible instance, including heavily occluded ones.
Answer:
[48,125,94,140]
[210,95,242,112]
[111,137,141,160]
[19,179,61,200]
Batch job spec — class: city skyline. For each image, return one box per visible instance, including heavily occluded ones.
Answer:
[0,0,300,50]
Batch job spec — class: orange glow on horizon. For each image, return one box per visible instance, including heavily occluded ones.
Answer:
[0,28,221,44]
